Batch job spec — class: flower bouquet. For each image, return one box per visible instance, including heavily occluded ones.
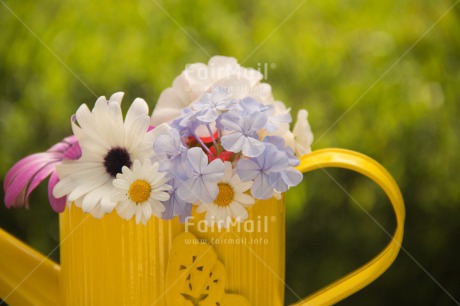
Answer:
[4,56,313,227]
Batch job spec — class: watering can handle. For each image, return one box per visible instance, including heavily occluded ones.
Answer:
[0,229,60,305]
[293,148,405,306]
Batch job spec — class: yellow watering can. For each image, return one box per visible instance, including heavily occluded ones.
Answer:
[0,148,405,306]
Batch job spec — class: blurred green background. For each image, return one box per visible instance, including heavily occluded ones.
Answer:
[1,0,459,305]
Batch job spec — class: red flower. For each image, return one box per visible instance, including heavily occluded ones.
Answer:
[185,131,219,148]
[207,146,233,162]
[200,131,219,144]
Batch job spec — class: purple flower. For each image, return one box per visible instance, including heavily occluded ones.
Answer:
[171,108,201,138]
[220,110,267,157]
[239,97,270,115]
[264,136,299,166]
[263,136,302,192]
[266,109,292,133]
[3,136,82,212]
[239,97,292,133]
[153,125,192,180]
[236,143,288,199]
[192,87,237,123]
[161,179,193,222]
[176,147,225,204]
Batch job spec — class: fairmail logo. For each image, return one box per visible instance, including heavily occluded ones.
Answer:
[184,215,276,233]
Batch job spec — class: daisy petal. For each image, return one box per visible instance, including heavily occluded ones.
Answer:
[48,172,66,213]
[230,203,248,220]
[142,203,152,220]
[112,191,128,202]
[91,204,105,219]
[152,200,166,212]
[234,193,255,206]
[101,194,117,213]
[82,188,104,213]
[109,92,124,105]
[135,208,142,224]
[151,191,170,202]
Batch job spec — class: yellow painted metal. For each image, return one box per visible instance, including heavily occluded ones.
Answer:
[165,232,250,305]
[59,197,284,305]
[186,196,286,305]
[59,206,184,305]
[0,148,404,306]
[0,228,60,305]
[293,148,405,306]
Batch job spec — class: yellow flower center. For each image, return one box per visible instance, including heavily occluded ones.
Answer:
[128,180,151,204]
[214,183,234,207]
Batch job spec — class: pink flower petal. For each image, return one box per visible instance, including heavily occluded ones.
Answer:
[10,188,27,209]
[48,172,66,213]
[47,143,68,153]
[25,161,58,207]
[63,141,81,160]
[4,153,50,190]
[4,135,80,211]
[4,156,56,204]
[5,160,56,208]
[5,167,37,208]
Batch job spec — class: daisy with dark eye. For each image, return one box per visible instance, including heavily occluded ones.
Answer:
[53,92,156,218]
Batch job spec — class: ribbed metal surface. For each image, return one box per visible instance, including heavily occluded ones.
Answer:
[59,207,183,305]
[190,197,285,306]
[59,197,285,305]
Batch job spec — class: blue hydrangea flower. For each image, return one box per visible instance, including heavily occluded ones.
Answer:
[239,97,270,115]
[161,179,192,222]
[236,143,288,199]
[192,87,237,123]
[266,109,292,133]
[264,136,303,192]
[176,147,225,203]
[220,110,267,157]
[239,97,292,132]
[171,108,201,138]
[264,136,299,166]
[152,126,192,180]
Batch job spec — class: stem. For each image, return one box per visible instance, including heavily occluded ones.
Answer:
[192,132,211,154]
[229,152,242,163]
[206,124,218,149]
[216,129,224,155]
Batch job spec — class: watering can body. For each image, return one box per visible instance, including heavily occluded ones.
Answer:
[1,199,284,305]
[0,149,405,306]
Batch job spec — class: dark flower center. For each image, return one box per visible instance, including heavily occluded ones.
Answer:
[104,147,132,177]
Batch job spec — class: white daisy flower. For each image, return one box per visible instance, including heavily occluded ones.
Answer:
[196,162,255,228]
[53,92,156,218]
[112,159,172,224]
